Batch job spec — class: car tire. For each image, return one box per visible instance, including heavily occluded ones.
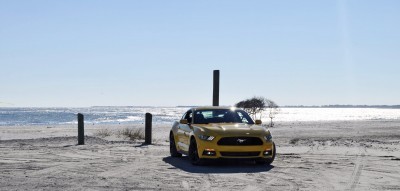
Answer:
[170,133,182,157]
[189,138,204,165]
[256,142,276,165]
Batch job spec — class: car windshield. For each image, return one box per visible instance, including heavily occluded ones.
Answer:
[193,109,254,124]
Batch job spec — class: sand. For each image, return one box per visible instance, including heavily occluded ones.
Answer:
[1,120,400,190]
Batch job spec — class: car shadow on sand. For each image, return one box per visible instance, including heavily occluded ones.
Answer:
[163,156,274,173]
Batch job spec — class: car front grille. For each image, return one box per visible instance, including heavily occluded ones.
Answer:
[220,152,261,157]
[217,137,263,146]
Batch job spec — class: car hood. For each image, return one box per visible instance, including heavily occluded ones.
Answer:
[194,123,268,136]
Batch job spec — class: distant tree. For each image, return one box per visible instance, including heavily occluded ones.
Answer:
[265,99,280,127]
[235,97,279,127]
[235,97,265,119]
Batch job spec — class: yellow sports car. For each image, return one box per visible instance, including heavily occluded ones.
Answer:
[169,107,276,165]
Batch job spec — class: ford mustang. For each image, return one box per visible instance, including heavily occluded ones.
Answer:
[169,107,276,165]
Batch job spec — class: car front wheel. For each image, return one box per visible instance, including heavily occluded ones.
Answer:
[170,133,182,157]
[189,138,204,165]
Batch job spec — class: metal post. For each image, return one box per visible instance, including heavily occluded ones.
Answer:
[77,113,84,145]
[213,70,220,106]
[145,113,152,144]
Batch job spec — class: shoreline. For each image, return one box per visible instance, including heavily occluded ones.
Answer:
[1,119,400,141]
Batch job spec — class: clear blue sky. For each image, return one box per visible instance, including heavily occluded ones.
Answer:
[1,0,399,107]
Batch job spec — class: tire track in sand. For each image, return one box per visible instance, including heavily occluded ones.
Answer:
[346,149,366,191]
[218,160,300,191]
[264,154,300,191]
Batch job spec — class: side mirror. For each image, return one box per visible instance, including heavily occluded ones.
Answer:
[180,119,188,124]
[255,120,262,125]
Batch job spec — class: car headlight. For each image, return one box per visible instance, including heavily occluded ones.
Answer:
[264,134,272,141]
[198,135,215,141]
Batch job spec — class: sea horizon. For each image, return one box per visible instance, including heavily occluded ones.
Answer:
[1,104,400,108]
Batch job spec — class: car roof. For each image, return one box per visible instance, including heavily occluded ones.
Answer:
[190,106,238,111]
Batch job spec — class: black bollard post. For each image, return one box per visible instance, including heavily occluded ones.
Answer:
[145,113,152,144]
[77,113,84,145]
[213,70,220,106]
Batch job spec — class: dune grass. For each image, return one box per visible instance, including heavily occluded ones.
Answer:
[94,129,113,138]
[118,128,145,141]
[95,127,145,141]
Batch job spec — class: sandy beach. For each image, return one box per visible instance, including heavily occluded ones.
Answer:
[1,120,399,190]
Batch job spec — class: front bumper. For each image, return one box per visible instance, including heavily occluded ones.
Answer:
[196,137,274,159]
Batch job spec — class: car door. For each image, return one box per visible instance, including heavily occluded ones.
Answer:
[177,110,192,152]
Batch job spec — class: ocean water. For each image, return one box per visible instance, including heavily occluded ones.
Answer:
[0,107,399,126]
[0,107,188,126]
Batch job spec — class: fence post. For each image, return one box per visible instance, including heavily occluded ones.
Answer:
[145,113,152,144]
[77,113,84,145]
[213,70,220,106]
